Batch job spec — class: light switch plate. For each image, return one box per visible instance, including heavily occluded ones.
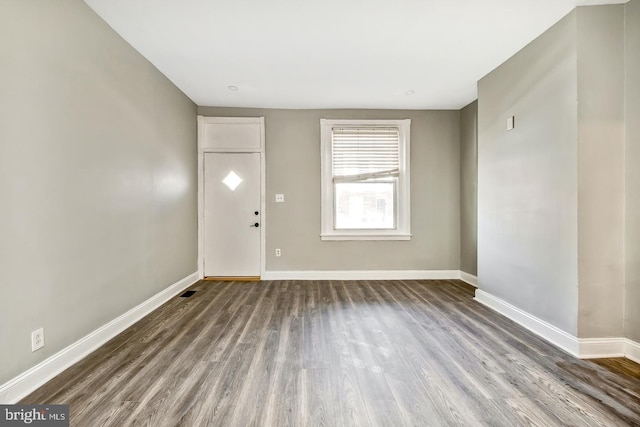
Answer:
[507,116,515,131]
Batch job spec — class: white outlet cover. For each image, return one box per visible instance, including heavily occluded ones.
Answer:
[31,328,44,352]
[275,194,285,202]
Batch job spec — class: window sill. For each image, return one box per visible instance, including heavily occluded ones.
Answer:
[320,233,412,241]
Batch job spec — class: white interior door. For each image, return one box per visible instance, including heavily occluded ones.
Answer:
[204,153,261,277]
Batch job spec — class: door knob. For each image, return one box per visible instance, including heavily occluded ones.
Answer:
[254,211,259,215]
[250,222,259,227]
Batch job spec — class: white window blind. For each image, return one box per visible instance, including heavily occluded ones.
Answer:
[332,127,400,183]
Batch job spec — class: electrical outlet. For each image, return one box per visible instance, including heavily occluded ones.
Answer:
[31,328,44,352]
[275,248,281,257]
[275,194,285,203]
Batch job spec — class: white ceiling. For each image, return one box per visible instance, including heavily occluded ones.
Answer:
[84,0,627,110]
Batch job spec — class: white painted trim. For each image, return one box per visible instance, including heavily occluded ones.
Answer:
[320,234,412,241]
[0,272,199,404]
[319,119,411,241]
[577,0,630,6]
[578,338,625,359]
[578,338,640,361]
[261,270,459,281]
[198,116,265,152]
[624,339,640,364]
[197,116,205,279]
[197,116,265,279]
[260,120,266,278]
[474,289,640,362]
[474,289,580,356]
[459,271,478,287]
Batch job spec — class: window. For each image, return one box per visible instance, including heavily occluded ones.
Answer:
[320,119,411,240]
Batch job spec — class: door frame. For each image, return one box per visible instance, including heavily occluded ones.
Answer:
[197,116,266,279]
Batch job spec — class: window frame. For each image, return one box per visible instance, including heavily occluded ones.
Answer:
[320,118,411,241]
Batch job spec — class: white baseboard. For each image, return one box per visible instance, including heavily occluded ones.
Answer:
[459,271,478,287]
[474,289,580,356]
[578,338,640,361]
[578,338,625,359]
[261,270,460,281]
[624,338,640,364]
[474,289,640,362]
[0,271,199,404]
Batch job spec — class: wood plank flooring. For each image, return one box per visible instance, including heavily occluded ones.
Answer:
[22,279,640,426]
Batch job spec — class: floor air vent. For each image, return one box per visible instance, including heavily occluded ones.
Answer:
[180,290,196,298]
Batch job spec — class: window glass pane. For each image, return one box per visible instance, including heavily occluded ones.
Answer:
[334,182,395,229]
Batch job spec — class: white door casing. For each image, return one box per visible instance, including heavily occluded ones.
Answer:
[203,153,261,276]
[197,116,265,279]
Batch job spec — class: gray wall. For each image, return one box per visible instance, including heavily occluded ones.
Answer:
[576,6,625,338]
[625,0,640,342]
[478,11,579,334]
[478,5,628,338]
[0,0,197,385]
[460,101,478,276]
[198,107,461,271]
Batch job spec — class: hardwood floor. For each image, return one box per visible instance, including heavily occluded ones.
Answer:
[22,279,640,426]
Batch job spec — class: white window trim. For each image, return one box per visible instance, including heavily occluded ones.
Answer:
[320,118,411,241]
